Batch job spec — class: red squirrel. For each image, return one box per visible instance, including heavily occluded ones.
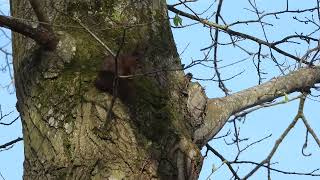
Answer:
[100,53,139,76]
[95,51,142,100]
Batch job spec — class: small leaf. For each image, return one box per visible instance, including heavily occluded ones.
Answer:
[284,93,289,102]
[173,14,182,26]
[211,164,217,173]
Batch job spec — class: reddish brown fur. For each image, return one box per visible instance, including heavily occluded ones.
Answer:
[101,54,139,76]
[95,52,142,102]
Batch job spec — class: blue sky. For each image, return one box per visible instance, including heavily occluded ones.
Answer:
[0,1,24,180]
[167,0,320,179]
[1,0,320,179]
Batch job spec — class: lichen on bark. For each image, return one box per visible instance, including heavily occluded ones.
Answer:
[11,0,205,179]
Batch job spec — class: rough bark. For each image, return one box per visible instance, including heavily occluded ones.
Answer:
[11,0,203,179]
[9,0,320,179]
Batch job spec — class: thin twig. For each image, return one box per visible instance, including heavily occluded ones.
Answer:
[74,17,115,57]
[0,137,23,149]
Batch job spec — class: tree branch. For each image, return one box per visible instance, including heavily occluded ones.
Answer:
[243,96,305,179]
[0,15,57,50]
[206,144,240,180]
[28,0,50,27]
[0,137,23,149]
[167,5,310,65]
[194,66,320,146]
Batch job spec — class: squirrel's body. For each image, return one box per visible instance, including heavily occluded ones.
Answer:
[101,54,139,76]
[95,52,142,101]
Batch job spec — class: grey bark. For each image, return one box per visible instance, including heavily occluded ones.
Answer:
[8,0,320,179]
[11,0,203,179]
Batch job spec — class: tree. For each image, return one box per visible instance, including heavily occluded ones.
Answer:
[1,0,320,179]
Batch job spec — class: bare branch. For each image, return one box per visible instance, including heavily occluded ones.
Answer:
[232,160,320,177]
[74,17,115,57]
[0,15,57,50]
[0,137,23,149]
[28,0,50,27]
[194,66,320,146]
[167,5,310,65]
[301,115,320,147]
[224,67,320,116]
[243,95,306,179]
[206,144,240,180]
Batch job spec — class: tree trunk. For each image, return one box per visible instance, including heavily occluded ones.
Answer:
[11,0,204,179]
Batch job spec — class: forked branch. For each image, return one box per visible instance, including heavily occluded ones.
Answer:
[194,66,320,146]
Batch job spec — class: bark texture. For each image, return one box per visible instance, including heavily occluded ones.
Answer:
[11,0,203,179]
[10,0,320,179]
